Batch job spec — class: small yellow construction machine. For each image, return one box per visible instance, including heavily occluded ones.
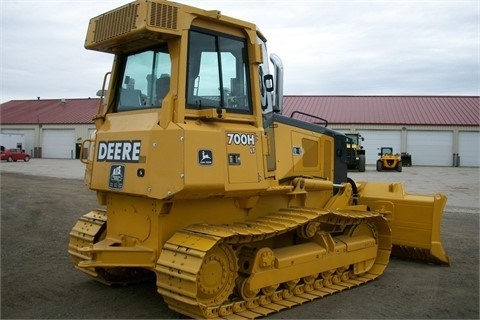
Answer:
[377,147,402,172]
[69,1,449,318]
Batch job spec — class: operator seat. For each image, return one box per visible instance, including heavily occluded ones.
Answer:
[119,77,143,110]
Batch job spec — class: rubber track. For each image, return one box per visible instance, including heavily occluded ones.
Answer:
[156,208,392,319]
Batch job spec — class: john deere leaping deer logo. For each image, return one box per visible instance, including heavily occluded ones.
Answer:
[198,149,213,166]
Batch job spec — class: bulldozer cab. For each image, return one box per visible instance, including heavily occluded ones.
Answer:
[86,1,281,126]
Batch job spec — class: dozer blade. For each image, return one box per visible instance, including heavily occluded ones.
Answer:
[355,181,450,265]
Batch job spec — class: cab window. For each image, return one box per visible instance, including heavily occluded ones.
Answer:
[186,29,251,114]
[117,45,171,112]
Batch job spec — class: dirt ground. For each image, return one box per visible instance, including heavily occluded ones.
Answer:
[1,162,479,319]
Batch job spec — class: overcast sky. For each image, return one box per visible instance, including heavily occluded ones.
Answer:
[1,0,479,104]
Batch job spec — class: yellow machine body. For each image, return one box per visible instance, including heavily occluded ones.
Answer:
[377,146,403,172]
[69,1,449,318]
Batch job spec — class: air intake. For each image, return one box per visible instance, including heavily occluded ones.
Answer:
[85,1,182,53]
[149,2,178,30]
[93,3,140,43]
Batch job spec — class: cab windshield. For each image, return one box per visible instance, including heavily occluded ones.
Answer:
[117,45,171,112]
[346,134,359,145]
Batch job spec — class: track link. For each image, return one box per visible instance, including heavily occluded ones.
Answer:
[155,207,392,318]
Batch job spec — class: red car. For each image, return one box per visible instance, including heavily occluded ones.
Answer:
[1,148,31,162]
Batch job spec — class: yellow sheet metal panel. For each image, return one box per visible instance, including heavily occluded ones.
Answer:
[90,110,185,200]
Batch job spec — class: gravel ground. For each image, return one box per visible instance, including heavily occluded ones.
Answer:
[1,160,479,319]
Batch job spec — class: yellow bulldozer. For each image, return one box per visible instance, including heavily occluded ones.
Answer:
[68,1,450,318]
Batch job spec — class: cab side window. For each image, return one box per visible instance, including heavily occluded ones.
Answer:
[117,45,171,112]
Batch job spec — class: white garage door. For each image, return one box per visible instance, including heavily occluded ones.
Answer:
[459,131,480,167]
[407,131,452,166]
[1,129,35,155]
[42,129,75,159]
[358,130,401,164]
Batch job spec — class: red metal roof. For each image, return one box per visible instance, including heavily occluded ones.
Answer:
[0,98,99,124]
[283,96,480,126]
[1,96,479,126]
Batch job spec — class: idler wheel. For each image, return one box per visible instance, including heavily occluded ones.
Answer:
[197,244,237,305]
